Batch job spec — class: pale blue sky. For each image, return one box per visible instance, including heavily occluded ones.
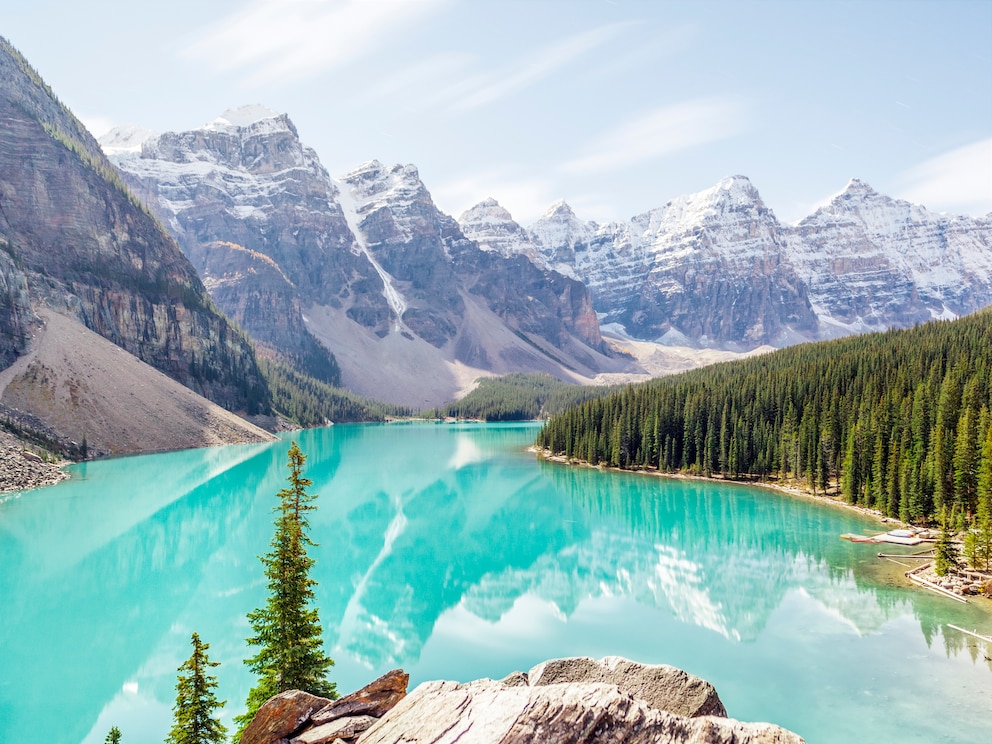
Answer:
[2,0,990,224]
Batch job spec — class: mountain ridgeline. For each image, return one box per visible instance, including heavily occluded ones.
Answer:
[104,110,619,408]
[537,309,992,526]
[101,104,992,413]
[461,179,992,349]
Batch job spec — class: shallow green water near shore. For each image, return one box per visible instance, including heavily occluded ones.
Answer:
[1,422,990,743]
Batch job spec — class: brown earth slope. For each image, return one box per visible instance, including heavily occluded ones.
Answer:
[0,311,274,457]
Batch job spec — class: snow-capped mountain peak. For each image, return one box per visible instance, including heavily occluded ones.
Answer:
[459,198,535,257]
[530,200,590,248]
[452,173,992,350]
[340,161,429,219]
[542,199,577,220]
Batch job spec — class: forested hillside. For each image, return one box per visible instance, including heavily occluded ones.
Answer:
[258,358,410,426]
[433,373,619,421]
[537,310,992,526]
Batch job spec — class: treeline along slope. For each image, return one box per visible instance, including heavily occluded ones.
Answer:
[434,373,620,421]
[537,309,992,526]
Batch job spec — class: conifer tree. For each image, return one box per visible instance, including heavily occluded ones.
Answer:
[235,442,336,739]
[104,727,122,744]
[933,506,960,577]
[166,633,226,744]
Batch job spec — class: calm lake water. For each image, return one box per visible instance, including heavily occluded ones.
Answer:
[1,422,990,743]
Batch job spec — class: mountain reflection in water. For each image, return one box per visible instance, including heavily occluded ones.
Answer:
[0,423,989,744]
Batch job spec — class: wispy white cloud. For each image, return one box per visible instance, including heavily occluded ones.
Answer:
[181,0,450,86]
[895,137,992,217]
[352,52,473,108]
[448,22,631,112]
[562,98,748,174]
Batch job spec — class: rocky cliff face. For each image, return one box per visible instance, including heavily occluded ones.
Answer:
[106,112,618,406]
[461,177,992,349]
[789,179,992,335]
[197,240,341,382]
[0,38,269,416]
[108,107,366,383]
[341,160,605,353]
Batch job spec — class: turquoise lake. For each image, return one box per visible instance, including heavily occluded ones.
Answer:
[1,422,991,743]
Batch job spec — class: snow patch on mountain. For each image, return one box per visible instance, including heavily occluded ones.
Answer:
[336,176,409,332]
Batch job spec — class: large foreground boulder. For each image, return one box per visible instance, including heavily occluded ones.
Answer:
[240,690,335,744]
[242,659,803,744]
[241,669,409,744]
[527,656,727,718]
[358,678,802,744]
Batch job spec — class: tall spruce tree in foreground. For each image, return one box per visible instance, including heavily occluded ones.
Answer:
[104,726,122,744]
[166,632,226,744]
[235,442,336,739]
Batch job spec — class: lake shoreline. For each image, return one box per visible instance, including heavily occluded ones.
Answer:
[532,446,895,525]
[0,429,69,494]
[533,447,992,616]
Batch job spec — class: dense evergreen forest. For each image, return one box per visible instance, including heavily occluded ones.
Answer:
[258,357,410,426]
[431,373,619,421]
[537,310,992,528]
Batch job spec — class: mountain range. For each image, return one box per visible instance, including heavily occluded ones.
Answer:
[461,176,992,349]
[103,105,992,404]
[103,107,621,408]
[3,28,992,457]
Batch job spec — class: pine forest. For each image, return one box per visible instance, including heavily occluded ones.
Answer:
[536,309,992,528]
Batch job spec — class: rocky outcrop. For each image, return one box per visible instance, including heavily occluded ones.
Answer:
[526,656,727,719]
[0,428,67,492]
[0,37,270,418]
[360,679,800,744]
[243,659,803,744]
[241,669,410,744]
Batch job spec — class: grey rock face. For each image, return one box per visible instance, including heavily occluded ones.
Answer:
[240,660,802,744]
[357,677,803,744]
[0,38,269,414]
[109,107,374,381]
[108,117,613,401]
[527,655,727,718]
[198,240,340,383]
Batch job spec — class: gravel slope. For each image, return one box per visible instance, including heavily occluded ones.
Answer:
[0,310,275,459]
